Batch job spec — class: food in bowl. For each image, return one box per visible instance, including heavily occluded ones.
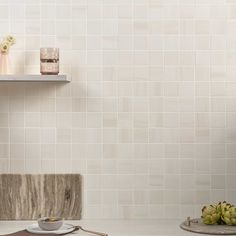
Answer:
[38,217,63,231]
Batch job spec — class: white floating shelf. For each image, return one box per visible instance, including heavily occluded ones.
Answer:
[0,75,71,82]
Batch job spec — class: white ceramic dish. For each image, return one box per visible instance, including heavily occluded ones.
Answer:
[38,217,63,231]
[26,223,75,235]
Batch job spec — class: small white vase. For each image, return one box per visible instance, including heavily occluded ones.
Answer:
[0,53,12,75]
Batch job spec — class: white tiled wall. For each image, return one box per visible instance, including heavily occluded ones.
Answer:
[0,0,235,219]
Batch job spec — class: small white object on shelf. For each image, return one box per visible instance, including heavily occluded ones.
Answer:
[0,74,71,82]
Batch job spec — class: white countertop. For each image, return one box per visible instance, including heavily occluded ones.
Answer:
[0,220,208,236]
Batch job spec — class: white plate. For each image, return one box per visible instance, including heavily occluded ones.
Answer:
[26,223,75,235]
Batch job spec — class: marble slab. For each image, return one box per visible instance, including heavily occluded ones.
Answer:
[180,218,236,235]
[0,174,82,220]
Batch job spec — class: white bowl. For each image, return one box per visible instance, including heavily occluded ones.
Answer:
[38,217,63,231]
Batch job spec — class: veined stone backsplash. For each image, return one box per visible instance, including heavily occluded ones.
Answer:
[0,0,235,219]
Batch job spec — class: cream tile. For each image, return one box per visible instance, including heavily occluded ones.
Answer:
[2,0,236,220]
